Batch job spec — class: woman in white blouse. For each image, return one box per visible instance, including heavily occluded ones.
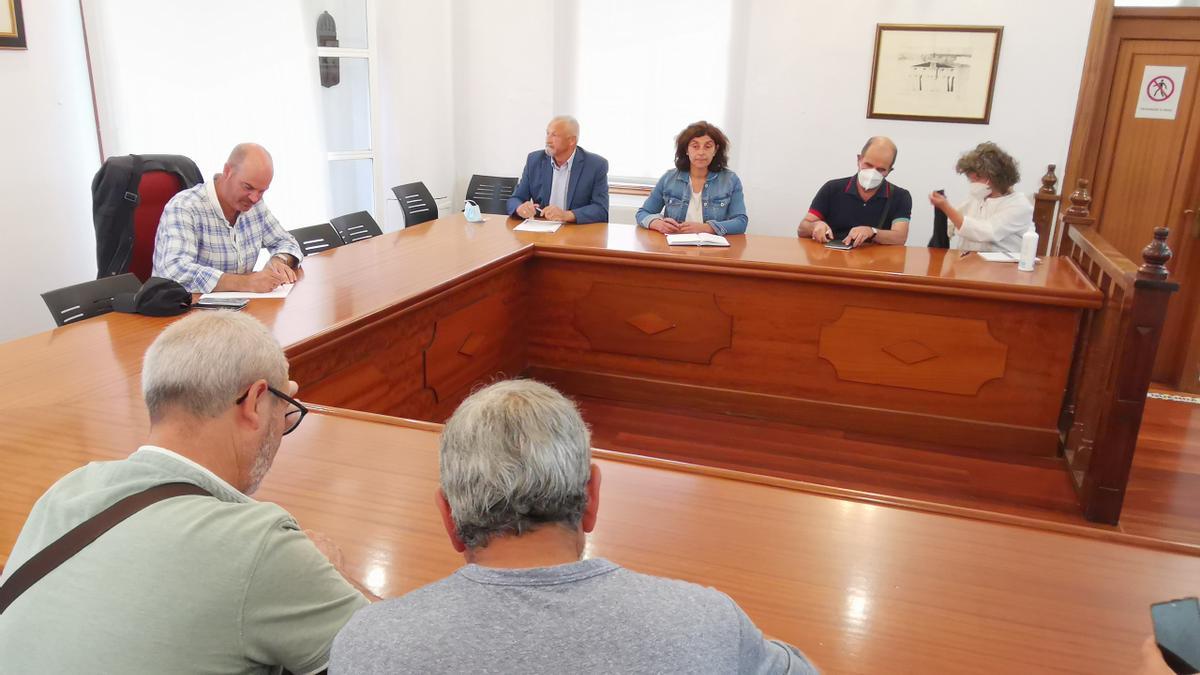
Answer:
[929,142,1033,253]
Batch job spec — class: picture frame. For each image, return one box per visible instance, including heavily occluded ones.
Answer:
[867,24,1003,124]
[0,0,26,50]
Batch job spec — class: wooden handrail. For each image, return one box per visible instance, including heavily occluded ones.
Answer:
[1065,224,1140,290]
[1055,177,1179,524]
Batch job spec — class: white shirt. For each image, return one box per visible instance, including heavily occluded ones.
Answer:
[686,190,704,224]
[951,191,1034,253]
[548,149,576,210]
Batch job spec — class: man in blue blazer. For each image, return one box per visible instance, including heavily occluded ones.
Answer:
[507,116,609,224]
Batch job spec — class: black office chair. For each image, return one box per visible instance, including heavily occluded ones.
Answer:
[41,273,141,327]
[465,174,519,215]
[290,223,344,256]
[391,182,438,227]
[330,211,383,244]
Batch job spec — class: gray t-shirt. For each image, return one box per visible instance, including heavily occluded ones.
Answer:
[331,557,816,674]
[0,446,367,674]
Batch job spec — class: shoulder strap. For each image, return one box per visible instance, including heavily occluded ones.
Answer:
[0,481,211,614]
[107,154,145,276]
[875,185,892,231]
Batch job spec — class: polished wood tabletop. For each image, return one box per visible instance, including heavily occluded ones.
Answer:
[4,387,1193,674]
[2,215,1154,673]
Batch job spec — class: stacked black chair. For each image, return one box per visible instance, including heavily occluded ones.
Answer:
[290,223,344,255]
[465,175,518,215]
[330,211,383,244]
[391,182,439,227]
[41,273,141,327]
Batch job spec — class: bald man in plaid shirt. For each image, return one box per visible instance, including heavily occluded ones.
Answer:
[152,143,303,293]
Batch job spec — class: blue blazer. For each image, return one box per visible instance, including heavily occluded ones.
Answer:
[506,146,609,224]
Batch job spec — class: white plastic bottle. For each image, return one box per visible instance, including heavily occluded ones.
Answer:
[1018,227,1038,272]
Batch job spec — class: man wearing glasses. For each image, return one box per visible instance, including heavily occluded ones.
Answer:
[0,312,373,674]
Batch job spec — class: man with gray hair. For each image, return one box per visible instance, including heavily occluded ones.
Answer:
[153,142,303,293]
[507,116,610,224]
[330,379,817,673]
[0,312,371,673]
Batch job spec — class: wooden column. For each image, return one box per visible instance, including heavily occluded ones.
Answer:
[1033,164,1060,256]
[1053,179,1096,256]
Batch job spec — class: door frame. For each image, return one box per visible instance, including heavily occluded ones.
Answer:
[1063,2,1200,391]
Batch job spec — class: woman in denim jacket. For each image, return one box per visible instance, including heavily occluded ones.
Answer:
[636,121,748,236]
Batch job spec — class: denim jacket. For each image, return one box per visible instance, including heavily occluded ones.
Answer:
[636,169,748,235]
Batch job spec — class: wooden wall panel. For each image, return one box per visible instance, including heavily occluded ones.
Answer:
[527,258,1080,451]
[424,292,516,402]
[573,282,732,364]
[290,265,528,422]
[819,307,1007,396]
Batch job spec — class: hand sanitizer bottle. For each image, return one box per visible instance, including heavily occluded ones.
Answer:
[1018,227,1038,272]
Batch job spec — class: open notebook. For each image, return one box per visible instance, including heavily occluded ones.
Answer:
[666,233,730,247]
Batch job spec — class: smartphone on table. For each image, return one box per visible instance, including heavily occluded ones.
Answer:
[193,297,248,311]
[1153,597,1200,674]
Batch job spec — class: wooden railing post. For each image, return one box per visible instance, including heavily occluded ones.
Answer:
[1079,228,1179,524]
[1053,179,1095,256]
[1033,164,1060,256]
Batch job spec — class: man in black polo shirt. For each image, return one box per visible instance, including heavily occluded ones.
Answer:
[797,136,912,248]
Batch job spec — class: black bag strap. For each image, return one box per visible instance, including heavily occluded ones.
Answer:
[0,481,211,614]
[875,185,892,232]
[107,154,145,277]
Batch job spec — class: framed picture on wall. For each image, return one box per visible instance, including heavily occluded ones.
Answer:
[0,0,26,50]
[867,24,1003,124]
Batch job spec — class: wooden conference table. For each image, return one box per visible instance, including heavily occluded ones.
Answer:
[2,214,1190,673]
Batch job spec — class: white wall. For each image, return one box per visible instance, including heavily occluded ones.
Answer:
[731,1,1094,240]
[446,0,1094,240]
[376,0,457,230]
[0,0,100,342]
[449,0,558,204]
[81,0,332,228]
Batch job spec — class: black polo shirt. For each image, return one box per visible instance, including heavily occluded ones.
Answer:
[808,176,913,239]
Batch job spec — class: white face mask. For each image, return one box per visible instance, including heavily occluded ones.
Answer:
[857,168,884,191]
[463,199,484,223]
[968,181,992,200]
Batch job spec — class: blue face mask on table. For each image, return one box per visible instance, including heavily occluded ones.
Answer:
[464,200,484,222]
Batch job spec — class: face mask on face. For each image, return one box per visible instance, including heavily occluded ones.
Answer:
[968,182,992,200]
[857,168,884,191]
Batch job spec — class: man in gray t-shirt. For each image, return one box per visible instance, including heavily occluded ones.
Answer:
[331,379,816,674]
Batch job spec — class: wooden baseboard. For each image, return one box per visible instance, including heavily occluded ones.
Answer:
[528,365,1060,457]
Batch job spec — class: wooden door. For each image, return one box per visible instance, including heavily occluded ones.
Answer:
[1088,14,1200,390]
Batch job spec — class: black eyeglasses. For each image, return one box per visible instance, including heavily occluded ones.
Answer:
[235,385,308,436]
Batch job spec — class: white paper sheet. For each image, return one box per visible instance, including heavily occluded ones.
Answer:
[514,220,564,233]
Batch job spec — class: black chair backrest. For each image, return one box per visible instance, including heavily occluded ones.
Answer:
[41,273,141,327]
[329,211,383,244]
[290,223,343,256]
[391,182,438,227]
[465,174,518,215]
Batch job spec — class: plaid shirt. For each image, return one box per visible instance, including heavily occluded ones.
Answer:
[152,179,303,292]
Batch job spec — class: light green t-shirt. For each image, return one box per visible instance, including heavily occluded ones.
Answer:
[0,446,368,674]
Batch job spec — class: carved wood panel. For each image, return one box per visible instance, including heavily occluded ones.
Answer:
[818,306,1007,396]
[573,282,732,364]
[290,266,527,421]
[424,291,513,402]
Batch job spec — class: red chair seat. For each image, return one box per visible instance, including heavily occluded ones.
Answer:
[130,171,185,282]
